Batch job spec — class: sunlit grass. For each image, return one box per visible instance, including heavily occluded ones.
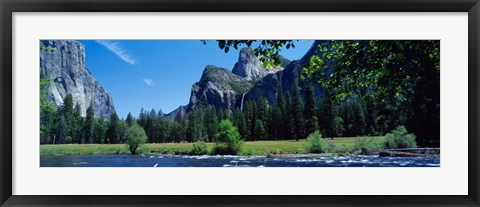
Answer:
[40,136,385,156]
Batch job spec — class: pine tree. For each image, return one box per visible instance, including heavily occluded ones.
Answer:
[156,116,168,143]
[277,87,286,114]
[363,96,377,135]
[72,103,84,143]
[107,112,120,144]
[250,101,258,140]
[145,109,157,143]
[223,108,230,120]
[332,116,345,137]
[232,108,248,140]
[258,97,268,123]
[175,122,187,142]
[93,118,107,143]
[61,94,74,117]
[217,107,225,121]
[138,108,147,129]
[40,107,56,144]
[175,106,185,124]
[267,106,282,140]
[57,114,67,144]
[284,94,293,140]
[117,120,127,144]
[40,75,56,144]
[276,87,288,140]
[216,107,229,121]
[186,111,196,142]
[205,106,218,142]
[187,108,205,142]
[84,102,95,144]
[341,101,354,137]
[375,115,389,135]
[254,120,266,141]
[319,90,336,138]
[126,112,134,127]
[340,99,366,136]
[290,81,305,141]
[198,107,207,140]
[244,101,257,141]
[304,84,319,135]
[60,94,74,142]
[352,100,367,136]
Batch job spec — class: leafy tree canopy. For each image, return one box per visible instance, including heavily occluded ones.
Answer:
[301,40,439,102]
[124,123,148,154]
[214,119,243,155]
[202,40,298,68]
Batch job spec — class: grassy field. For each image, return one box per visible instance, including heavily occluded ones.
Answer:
[40,136,385,156]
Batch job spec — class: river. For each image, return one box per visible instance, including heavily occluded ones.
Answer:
[40,154,440,167]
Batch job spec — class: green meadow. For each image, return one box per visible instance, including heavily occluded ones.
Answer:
[40,136,385,156]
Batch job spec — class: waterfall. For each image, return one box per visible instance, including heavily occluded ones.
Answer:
[240,93,246,111]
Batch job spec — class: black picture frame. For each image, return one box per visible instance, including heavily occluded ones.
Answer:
[1,0,479,206]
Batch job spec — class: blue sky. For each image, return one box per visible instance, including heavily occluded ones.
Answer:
[78,40,312,118]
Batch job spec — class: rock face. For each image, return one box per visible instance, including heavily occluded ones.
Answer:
[245,41,324,104]
[232,48,286,81]
[188,65,253,111]
[186,47,294,113]
[40,40,116,119]
[183,41,326,114]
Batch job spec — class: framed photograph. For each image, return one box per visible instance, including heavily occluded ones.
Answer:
[1,0,479,206]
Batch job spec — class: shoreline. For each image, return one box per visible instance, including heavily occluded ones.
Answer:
[40,137,386,156]
[38,138,440,157]
[41,152,440,158]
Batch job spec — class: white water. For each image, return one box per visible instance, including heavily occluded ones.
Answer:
[240,93,246,111]
[41,154,440,167]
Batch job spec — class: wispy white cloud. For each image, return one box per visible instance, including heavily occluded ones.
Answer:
[96,40,136,65]
[143,78,154,86]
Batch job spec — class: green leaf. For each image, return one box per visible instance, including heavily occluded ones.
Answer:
[262,61,274,68]
[218,40,226,49]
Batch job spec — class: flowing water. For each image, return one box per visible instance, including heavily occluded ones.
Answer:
[240,93,246,111]
[40,154,440,167]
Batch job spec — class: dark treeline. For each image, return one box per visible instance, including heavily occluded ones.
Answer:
[40,93,180,144]
[228,82,396,142]
[40,81,395,145]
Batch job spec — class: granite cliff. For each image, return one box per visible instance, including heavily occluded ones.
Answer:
[232,47,286,81]
[184,41,323,114]
[187,47,292,112]
[40,40,116,119]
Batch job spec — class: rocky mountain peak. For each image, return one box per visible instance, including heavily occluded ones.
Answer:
[187,65,254,111]
[232,47,285,81]
[186,42,321,113]
[244,40,325,104]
